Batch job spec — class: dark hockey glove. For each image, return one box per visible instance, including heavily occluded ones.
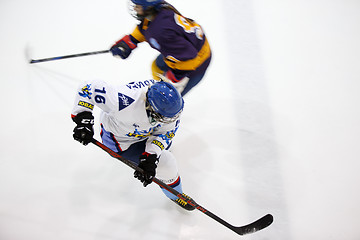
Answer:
[110,35,138,59]
[134,152,159,187]
[72,111,94,146]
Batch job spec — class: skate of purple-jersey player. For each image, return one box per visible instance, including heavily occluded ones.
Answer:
[110,0,211,96]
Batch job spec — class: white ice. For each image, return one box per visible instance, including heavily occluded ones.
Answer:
[1,0,360,239]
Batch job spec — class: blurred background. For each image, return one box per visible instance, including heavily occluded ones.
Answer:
[1,0,360,239]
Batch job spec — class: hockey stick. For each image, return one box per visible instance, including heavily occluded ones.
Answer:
[91,138,274,235]
[29,50,110,64]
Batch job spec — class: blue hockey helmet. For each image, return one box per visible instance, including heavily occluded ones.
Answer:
[131,0,164,9]
[129,0,164,20]
[146,81,184,123]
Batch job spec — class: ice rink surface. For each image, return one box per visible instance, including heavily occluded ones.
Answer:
[1,0,360,239]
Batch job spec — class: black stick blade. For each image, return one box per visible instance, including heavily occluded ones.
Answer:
[91,139,274,236]
[29,59,44,64]
[233,214,273,235]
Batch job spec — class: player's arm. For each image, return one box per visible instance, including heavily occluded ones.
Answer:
[71,80,116,145]
[134,120,180,187]
[145,120,181,156]
[109,26,146,59]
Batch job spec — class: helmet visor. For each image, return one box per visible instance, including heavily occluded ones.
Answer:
[146,100,181,124]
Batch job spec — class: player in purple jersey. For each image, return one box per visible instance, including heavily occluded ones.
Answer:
[110,0,211,96]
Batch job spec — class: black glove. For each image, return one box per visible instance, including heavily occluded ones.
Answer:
[72,111,94,145]
[110,35,138,59]
[134,152,159,187]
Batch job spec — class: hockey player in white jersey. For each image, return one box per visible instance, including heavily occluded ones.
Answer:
[71,79,194,210]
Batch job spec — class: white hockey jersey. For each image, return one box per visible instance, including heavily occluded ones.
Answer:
[71,79,181,157]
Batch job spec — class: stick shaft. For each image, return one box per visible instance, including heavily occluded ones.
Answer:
[29,50,110,63]
[90,138,273,235]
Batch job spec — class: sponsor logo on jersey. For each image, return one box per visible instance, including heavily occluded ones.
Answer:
[126,124,161,139]
[126,79,155,89]
[157,128,178,144]
[79,84,92,99]
[151,140,164,150]
[77,101,94,110]
[118,93,135,111]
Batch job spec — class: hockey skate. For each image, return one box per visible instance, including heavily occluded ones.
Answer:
[172,193,195,211]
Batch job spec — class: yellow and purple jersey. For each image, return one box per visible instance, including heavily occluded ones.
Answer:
[130,9,211,72]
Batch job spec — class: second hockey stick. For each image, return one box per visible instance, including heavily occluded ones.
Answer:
[29,50,110,64]
[91,138,274,236]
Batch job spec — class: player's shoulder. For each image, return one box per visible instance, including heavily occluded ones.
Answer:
[152,9,177,28]
[158,8,176,19]
[124,79,156,91]
[115,79,155,109]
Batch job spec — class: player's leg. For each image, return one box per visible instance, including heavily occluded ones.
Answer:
[151,54,168,80]
[100,123,145,164]
[180,54,211,96]
[117,140,147,165]
[152,54,212,96]
[155,150,182,200]
[156,150,195,211]
[100,124,123,153]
